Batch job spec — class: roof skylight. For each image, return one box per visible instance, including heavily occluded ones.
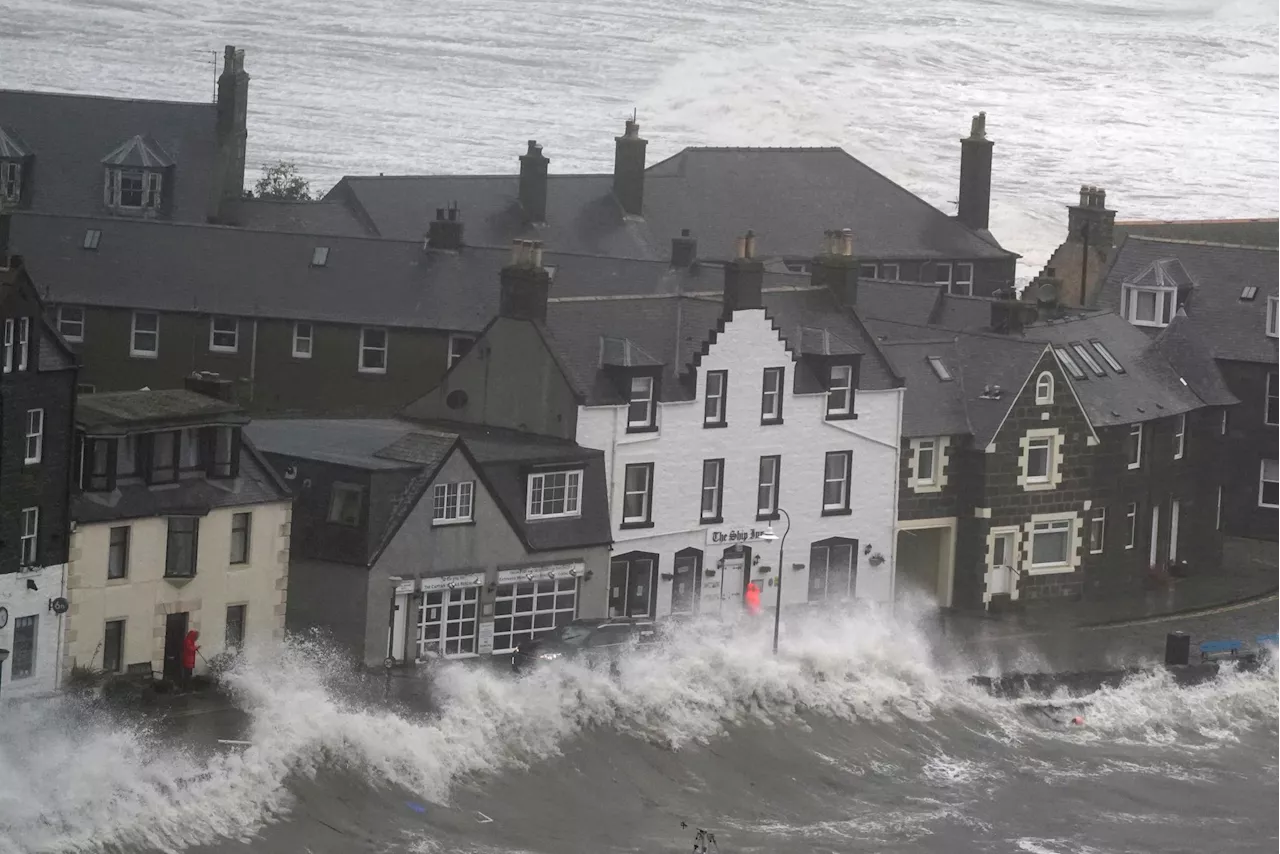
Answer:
[1054,347,1086,380]
[1241,286,1258,301]
[311,246,330,267]
[1071,342,1105,377]
[82,229,101,250]
[1090,340,1125,374]
[926,356,953,382]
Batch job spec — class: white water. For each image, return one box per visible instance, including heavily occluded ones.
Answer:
[1,607,1274,854]
[1,0,1276,274]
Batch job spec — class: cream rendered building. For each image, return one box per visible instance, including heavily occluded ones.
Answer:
[63,383,291,683]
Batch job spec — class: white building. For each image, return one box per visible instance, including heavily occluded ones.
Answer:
[62,382,292,683]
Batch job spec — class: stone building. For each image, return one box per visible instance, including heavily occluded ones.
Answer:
[0,253,78,699]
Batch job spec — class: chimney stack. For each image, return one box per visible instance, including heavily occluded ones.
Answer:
[427,203,464,250]
[722,231,764,318]
[212,45,250,223]
[518,140,550,224]
[185,371,236,403]
[957,111,993,233]
[671,228,697,268]
[499,239,552,323]
[810,228,860,306]
[613,118,647,217]
[989,288,1037,334]
[1067,184,1116,248]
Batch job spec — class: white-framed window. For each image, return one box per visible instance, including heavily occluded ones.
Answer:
[703,370,727,425]
[20,506,39,566]
[1222,408,1229,435]
[57,306,85,342]
[229,512,252,565]
[822,451,852,512]
[209,316,239,353]
[761,367,784,423]
[1121,283,1175,327]
[916,438,938,486]
[493,576,578,653]
[130,311,159,358]
[757,455,780,518]
[827,364,853,417]
[24,408,43,464]
[2,317,12,373]
[448,334,475,369]
[292,322,313,358]
[1029,518,1073,569]
[935,262,953,287]
[359,327,388,373]
[0,159,21,201]
[16,317,29,371]
[1054,347,1085,380]
[1025,436,1052,483]
[1260,459,1279,509]
[432,481,475,525]
[880,263,900,282]
[627,375,655,430]
[1169,499,1181,563]
[952,262,973,296]
[1088,508,1106,554]
[1127,423,1143,469]
[622,463,654,525]
[927,356,953,381]
[1216,486,1223,531]
[1035,371,1054,404]
[418,586,480,658]
[1071,343,1105,376]
[859,263,877,278]
[1267,372,1278,427]
[1268,296,1278,338]
[105,168,162,209]
[527,470,582,519]
[1125,502,1138,549]
[701,458,724,521]
[1173,413,1186,460]
[311,246,330,267]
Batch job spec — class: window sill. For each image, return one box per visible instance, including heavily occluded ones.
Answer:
[432,518,475,527]
[209,346,239,355]
[163,575,196,586]
[1025,563,1075,576]
[358,367,388,375]
[1022,480,1056,492]
[825,412,858,422]
[526,512,583,522]
[756,512,780,522]
[620,521,655,530]
[292,352,313,360]
[625,424,659,435]
[1088,549,1104,555]
[129,351,158,359]
[913,482,942,494]
[821,507,852,517]
[703,421,728,429]
[1126,463,1141,471]
[700,516,723,525]
[760,418,784,426]
[63,337,84,345]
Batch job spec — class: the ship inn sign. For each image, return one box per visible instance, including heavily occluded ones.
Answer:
[705,526,773,546]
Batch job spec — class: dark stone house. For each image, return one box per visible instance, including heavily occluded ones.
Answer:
[245,418,611,667]
[0,252,78,697]
[867,300,1233,610]
[1094,235,1278,544]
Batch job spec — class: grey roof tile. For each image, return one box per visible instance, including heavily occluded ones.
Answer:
[0,90,217,221]
[1151,313,1238,408]
[232,198,377,237]
[77,389,245,434]
[245,418,428,470]
[1113,219,1278,248]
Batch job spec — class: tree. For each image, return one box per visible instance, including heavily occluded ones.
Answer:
[251,161,312,201]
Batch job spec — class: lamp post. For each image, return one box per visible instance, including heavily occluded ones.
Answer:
[762,508,791,655]
[0,648,9,702]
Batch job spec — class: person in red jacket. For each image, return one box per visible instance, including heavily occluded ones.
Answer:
[745,581,762,616]
[181,630,200,691]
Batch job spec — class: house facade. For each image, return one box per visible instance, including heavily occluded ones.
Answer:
[246,419,611,667]
[872,300,1232,611]
[1095,237,1277,543]
[405,233,907,621]
[0,254,78,699]
[62,381,291,683]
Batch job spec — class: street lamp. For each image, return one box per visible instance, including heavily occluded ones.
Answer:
[0,648,9,702]
[760,507,791,655]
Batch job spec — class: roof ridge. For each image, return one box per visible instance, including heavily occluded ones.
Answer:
[0,88,213,109]
[1127,235,1279,252]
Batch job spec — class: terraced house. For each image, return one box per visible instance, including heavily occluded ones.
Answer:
[406,232,906,621]
[866,297,1233,611]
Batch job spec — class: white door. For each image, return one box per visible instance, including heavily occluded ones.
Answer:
[988,531,1017,597]
[721,558,745,614]
[1169,500,1180,563]
[1149,505,1160,566]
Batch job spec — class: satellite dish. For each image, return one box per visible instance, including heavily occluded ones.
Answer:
[383,657,396,670]
[50,597,70,615]
[0,606,8,629]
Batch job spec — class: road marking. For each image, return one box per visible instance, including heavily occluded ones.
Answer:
[475,811,494,824]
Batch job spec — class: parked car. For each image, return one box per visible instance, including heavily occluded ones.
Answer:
[511,618,659,673]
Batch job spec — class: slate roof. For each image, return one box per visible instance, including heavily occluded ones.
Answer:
[232,198,377,237]
[326,146,1016,263]
[542,286,900,407]
[102,134,174,168]
[1113,219,1278,249]
[0,125,31,158]
[76,389,246,435]
[0,90,217,221]
[72,436,290,525]
[1151,313,1239,408]
[1096,236,1279,364]
[244,418,425,470]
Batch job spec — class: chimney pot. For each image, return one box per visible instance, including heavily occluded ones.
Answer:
[744,230,757,259]
[840,228,854,257]
[671,229,698,268]
[436,208,445,220]
[500,240,553,322]
[681,228,690,237]
[427,205,464,250]
[519,140,550,224]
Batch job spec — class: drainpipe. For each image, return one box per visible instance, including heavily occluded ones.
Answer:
[248,319,258,405]
[888,386,904,612]
[1079,222,1090,306]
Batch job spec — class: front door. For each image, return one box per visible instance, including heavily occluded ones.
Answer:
[162,611,189,682]
[809,540,857,603]
[609,554,658,618]
[720,558,745,611]
[670,553,701,616]
[418,586,481,658]
[988,531,1017,598]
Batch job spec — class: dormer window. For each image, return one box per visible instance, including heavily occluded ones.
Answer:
[0,125,32,208]
[826,364,854,419]
[1121,283,1174,327]
[1268,296,1278,338]
[626,375,656,431]
[102,135,172,214]
[0,160,21,203]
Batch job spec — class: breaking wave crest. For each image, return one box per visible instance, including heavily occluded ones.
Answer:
[1,607,1275,853]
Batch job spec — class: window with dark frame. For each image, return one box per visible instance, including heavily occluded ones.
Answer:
[328,483,366,526]
[12,615,37,679]
[225,604,247,650]
[627,375,656,430]
[149,431,179,484]
[704,370,727,426]
[20,507,38,566]
[822,451,852,512]
[827,364,853,417]
[622,463,654,526]
[701,459,724,522]
[230,512,252,565]
[1260,460,1279,509]
[164,517,199,578]
[761,367,784,423]
[1267,372,1278,427]
[103,620,125,673]
[206,427,238,478]
[952,263,973,296]
[107,526,130,580]
[757,455,780,519]
[448,334,475,369]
